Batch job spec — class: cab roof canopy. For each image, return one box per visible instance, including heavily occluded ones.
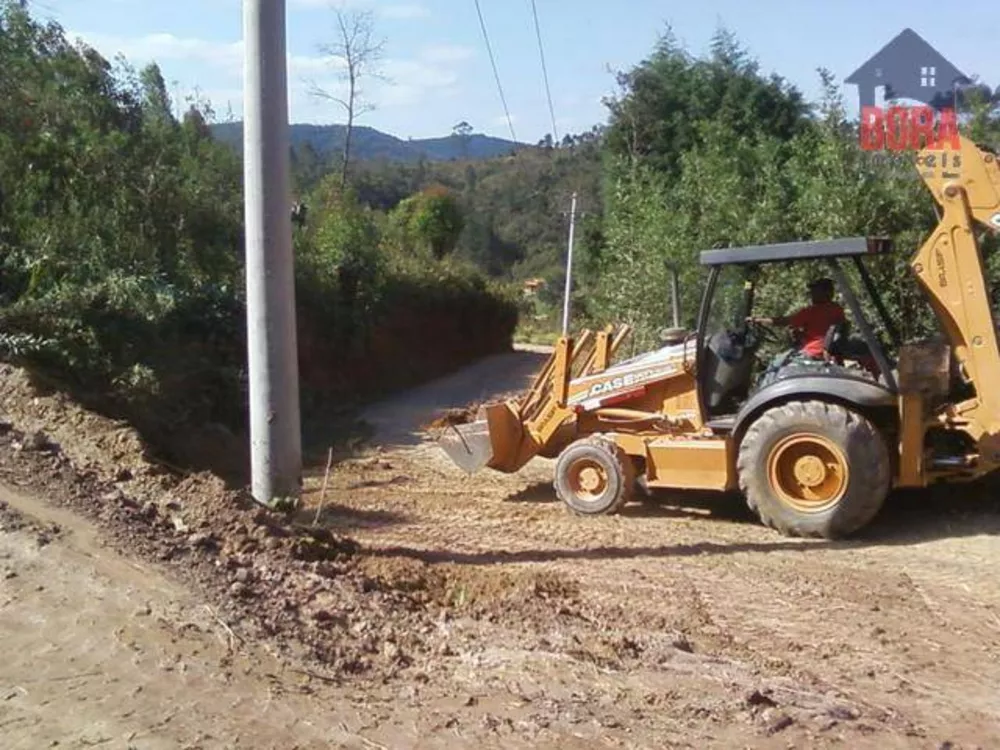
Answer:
[699,237,893,267]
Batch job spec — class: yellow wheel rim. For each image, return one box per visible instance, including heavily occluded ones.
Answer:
[766,433,849,512]
[567,458,609,502]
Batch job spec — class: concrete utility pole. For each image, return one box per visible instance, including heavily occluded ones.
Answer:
[243,0,302,505]
[561,192,578,336]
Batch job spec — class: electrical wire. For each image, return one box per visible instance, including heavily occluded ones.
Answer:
[473,0,518,143]
[529,0,559,143]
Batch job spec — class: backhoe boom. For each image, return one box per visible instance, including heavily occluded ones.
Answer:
[913,136,1000,472]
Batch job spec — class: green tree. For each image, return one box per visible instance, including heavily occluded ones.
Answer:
[453,120,473,160]
[0,2,243,420]
[139,62,174,126]
[583,34,959,351]
[391,185,465,260]
[602,25,810,177]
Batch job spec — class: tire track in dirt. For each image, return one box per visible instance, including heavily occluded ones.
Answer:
[2,345,999,748]
[304,345,1000,748]
[0,495,360,750]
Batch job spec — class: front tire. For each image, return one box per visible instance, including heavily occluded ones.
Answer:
[554,436,636,515]
[737,400,890,538]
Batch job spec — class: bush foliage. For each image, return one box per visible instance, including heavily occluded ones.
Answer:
[584,30,1000,351]
[0,2,516,442]
[4,0,998,449]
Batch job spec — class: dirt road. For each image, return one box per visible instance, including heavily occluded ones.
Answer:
[359,344,551,449]
[0,491,332,749]
[0,486,447,750]
[0,454,625,750]
[1,349,1000,749]
[314,347,1000,748]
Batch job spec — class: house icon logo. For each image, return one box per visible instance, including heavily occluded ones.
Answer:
[846,28,971,111]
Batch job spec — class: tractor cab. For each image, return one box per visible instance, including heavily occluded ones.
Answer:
[694,237,900,431]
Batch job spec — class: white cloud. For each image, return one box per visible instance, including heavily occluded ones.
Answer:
[382,58,458,89]
[290,53,346,77]
[380,4,431,19]
[288,0,352,8]
[66,27,468,126]
[492,114,518,126]
[288,0,431,19]
[66,30,346,84]
[67,30,243,73]
[300,54,461,112]
[419,44,474,64]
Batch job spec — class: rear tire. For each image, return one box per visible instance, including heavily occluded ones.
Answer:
[554,436,636,515]
[737,400,890,538]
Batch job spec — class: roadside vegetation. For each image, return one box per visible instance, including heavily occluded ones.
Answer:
[584,30,1000,351]
[0,2,516,471]
[289,29,1000,354]
[1,0,998,468]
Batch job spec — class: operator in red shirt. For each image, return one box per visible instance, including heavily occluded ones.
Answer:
[750,277,845,359]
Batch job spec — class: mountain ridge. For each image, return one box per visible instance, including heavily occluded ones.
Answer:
[210,121,524,163]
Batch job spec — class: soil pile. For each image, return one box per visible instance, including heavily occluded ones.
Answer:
[0,363,582,683]
[424,390,525,430]
[2,360,998,747]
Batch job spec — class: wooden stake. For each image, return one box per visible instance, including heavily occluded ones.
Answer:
[313,447,334,526]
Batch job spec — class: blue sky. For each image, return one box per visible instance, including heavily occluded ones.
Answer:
[30,0,999,142]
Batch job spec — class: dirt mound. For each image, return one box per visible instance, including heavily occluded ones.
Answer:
[423,390,524,430]
[354,556,579,613]
[0,364,251,484]
[0,365,152,480]
[0,364,585,684]
[426,406,479,429]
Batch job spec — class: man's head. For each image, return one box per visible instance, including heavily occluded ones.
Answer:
[808,277,835,304]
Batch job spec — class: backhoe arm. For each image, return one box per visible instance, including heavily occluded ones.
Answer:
[914,135,1000,463]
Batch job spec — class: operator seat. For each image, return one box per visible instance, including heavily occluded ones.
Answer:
[823,320,893,383]
[702,329,757,414]
[824,320,873,361]
[659,327,689,346]
[823,321,849,359]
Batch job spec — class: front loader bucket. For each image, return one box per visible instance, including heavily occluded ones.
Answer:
[439,419,495,473]
[438,400,534,474]
[437,330,632,475]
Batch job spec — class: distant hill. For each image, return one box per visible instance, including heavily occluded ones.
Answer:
[210,122,522,163]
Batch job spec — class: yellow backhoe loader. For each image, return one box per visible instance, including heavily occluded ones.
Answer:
[440,133,1000,538]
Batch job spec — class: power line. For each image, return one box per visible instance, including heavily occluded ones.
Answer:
[529,0,558,143]
[473,0,517,143]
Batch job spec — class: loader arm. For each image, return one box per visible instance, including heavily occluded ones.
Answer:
[913,135,1000,468]
[440,325,635,474]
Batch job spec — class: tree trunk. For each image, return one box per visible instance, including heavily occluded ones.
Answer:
[341,116,352,189]
[340,72,356,190]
